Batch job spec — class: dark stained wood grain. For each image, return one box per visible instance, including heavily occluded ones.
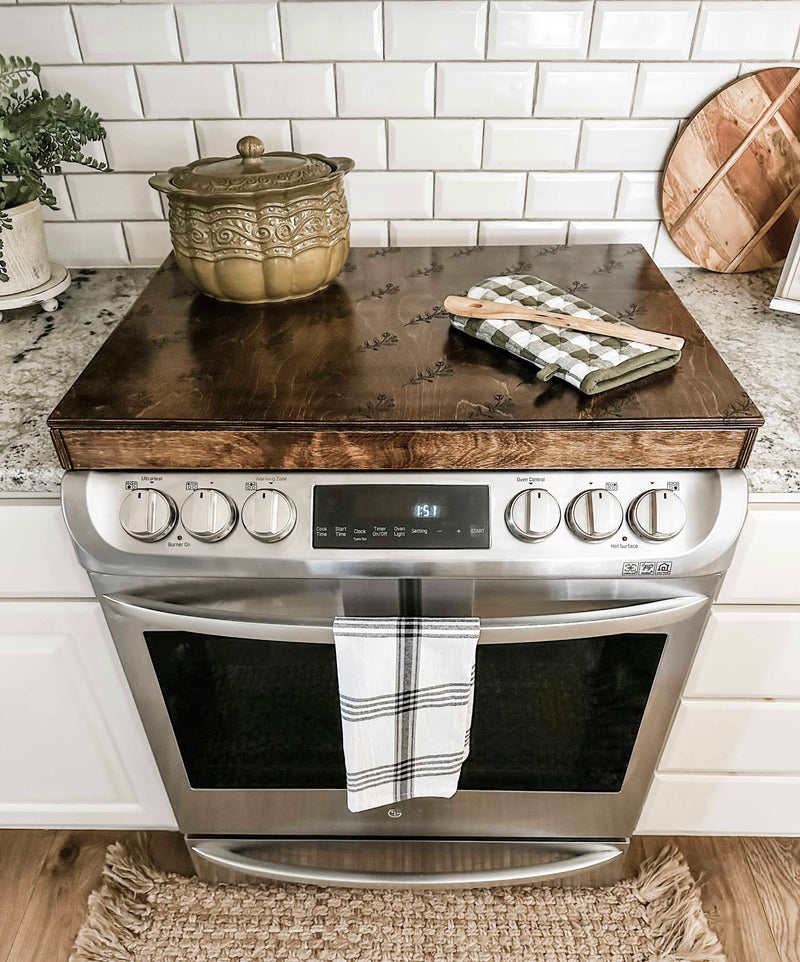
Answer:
[60,427,752,470]
[48,244,762,471]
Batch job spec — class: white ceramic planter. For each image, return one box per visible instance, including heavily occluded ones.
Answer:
[1,199,52,296]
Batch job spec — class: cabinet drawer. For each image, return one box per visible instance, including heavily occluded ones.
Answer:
[660,701,800,773]
[720,502,800,603]
[686,607,800,698]
[637,773,800,835]
[0,500,92,598]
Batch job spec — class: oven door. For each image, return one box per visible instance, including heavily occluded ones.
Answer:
[99,584,708,842]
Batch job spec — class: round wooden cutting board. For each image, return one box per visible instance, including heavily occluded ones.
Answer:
[662,66,800,272]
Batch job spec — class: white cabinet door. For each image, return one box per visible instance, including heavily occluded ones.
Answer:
[660,700,800,773]
[686,607,800,698]
[0,602,176,828]
[719,502,800,604]
[637,773,800,835]
[0,499,93,598]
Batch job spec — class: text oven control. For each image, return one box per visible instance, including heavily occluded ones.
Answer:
[505,489,561,542]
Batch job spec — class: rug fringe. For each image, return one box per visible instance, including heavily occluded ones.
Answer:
[634,845,727,962]
[69,842,163,962]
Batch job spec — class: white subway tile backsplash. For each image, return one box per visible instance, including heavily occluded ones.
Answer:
[40,66,142,121]
[347,172,433,219]
[633,62,739,117]
[693,1,800,61]
[535,64,637,117]
[138,65,238,119]
[435,172,526,218]
[280,1,382,61]
[67,173,162,221]
[104,121,197,172]
[569,220,659,252]
[616,172,661,219]
[390,220,479,246]
[176,2,280,62]
[338,63,435,118]
[237,64,335,118]
[0,6,81,63]
[526,172,619,218]
[488,1,591,60]
[73,5,180,64]
[479,220,568,244]
[123,221,172,266]
[45,223,129,268]
[483,119,579,170]
[349,221,389,247]
[294,120,386,170]
[579,120,678,171]
[13,0,800,265]
[42,176,74,222]
[388,120,483,170]
[196,120,291,157]
[437,63,536,117]
[590,2,699,61]
[385,1,487,60]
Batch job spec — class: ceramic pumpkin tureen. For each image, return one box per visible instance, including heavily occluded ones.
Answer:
[150,136,354,303]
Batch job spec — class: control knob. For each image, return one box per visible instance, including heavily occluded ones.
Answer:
[628,489,686,542]
[180,489,237,542]
[242,489,296,542]
[505,489,560,542]
[566,489,623,542]
[119,488,177,542]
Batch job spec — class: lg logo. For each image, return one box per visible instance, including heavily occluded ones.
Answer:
[387,809,403,819]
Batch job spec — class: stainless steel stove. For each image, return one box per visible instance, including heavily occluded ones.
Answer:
[61,467,748,888]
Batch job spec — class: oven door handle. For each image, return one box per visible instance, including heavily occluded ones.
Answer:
[101,593,707,644]
[188,839,624,889]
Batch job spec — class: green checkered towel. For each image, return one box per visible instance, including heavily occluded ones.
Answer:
[449,274,681,396]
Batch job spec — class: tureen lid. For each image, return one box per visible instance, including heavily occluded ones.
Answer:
[169,136,335,193]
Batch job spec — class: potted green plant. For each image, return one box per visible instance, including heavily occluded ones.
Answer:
[0,54,107,294]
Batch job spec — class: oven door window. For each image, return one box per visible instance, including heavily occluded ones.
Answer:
[145,631,666,793]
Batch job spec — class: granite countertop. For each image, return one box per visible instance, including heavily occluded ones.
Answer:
[1,265,798,494]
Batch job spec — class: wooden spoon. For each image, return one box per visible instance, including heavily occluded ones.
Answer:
[444,295,685,352]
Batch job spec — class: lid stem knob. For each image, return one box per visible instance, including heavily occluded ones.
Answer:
[236,135,265,169]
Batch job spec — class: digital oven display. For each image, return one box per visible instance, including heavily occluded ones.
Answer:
[313,485,489,549]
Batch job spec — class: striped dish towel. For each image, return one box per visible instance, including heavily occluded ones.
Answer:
[333,617,481,814]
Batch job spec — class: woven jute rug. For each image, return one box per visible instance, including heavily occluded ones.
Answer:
[70,843,726,962]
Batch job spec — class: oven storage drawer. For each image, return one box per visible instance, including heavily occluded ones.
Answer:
[188,838,628,888]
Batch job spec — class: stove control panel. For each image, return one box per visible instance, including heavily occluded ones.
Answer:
[74,469,746,580]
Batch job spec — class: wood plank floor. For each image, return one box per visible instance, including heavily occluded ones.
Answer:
[0,832,796,961]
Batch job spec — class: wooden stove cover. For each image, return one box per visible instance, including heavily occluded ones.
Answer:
[48,244,762,471]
